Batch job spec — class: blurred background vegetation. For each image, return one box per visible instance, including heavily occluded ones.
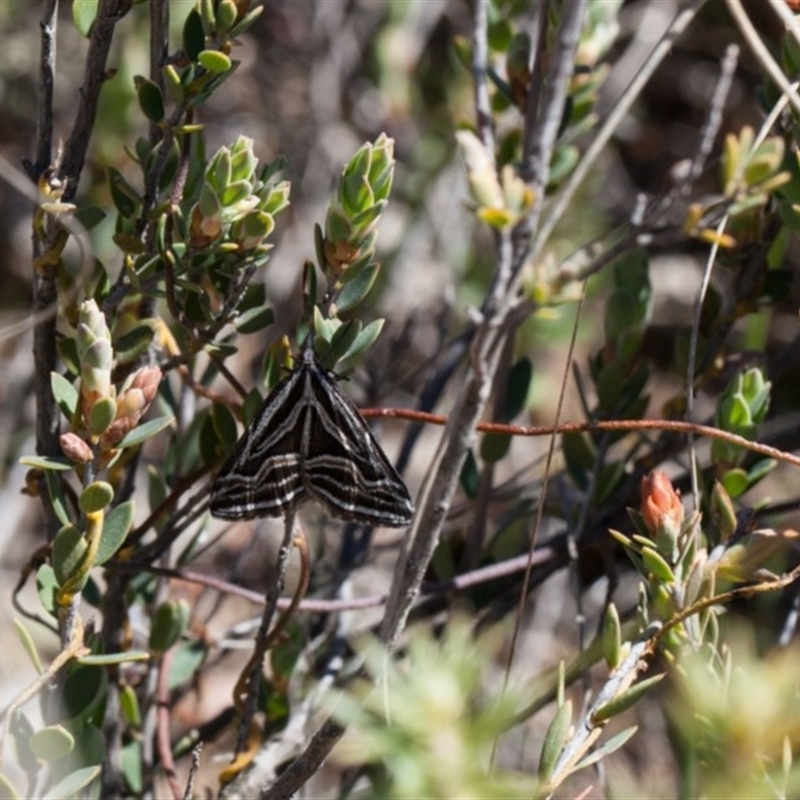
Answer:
[2,1,800,798]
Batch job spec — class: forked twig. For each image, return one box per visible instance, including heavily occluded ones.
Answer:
[0,616,89,774]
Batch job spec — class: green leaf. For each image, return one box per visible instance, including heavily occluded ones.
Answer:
[149,599,190,654]
[562,432,594,490]
[79,481,114,515]
[51,373,78,420]
[168,641,207,691]
[0,772,20,800]
[75,205,107,231]
[212,402,239,447]
[539,699,572,781]
[121,739,143,795]
[228,4,264,39]
[95,501,135,565]
[77,651,150,666]
[183,8,206,61]
[36,565,58,616]
[593,460,625,504]
[503,357,532,420]
[480,432,511,462]
[216,0,238,32]
[238,281,266,312]
[29,726,75,763]
[339,318,384,363]
[87,397,117,437]
[114,322,157,364]
[45,469,72,527]
[602,603,622,669]
[572,725,638,771]
[117,415,174,448]
[243,387,265,426]
[721,468,748,500]
[52,525,87,587]
[270,621,304,679]
[135,76,165,123]
[198,50,232,73]
[235,304,274,334]
[746,458,776,486]
[71,0,98,37]
[43,766,101,800]
[107,167,142,219]
[336,263,379,313]
[61,665,107,729]
[162,63,184,105]
[593,673,665,722]
[19,455,73,471]
[641,546,675,583]
[120,684,142,727]
[14,618,43,674]
[459,449,479,498]
[326,319,363,366]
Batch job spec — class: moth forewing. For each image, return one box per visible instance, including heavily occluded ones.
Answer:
[209,346,414,527]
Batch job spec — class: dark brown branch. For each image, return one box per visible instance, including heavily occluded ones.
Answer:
[59,0,132,200]
[34,0,58,179]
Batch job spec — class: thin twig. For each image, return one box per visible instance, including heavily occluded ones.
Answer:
[532,0,707,258]
[498,281,588,762]
[261,7,590,791]
[150,0,169,147]
[520,0,587,188]
[114,542,562,618]
[0,616,89,774]
[59,0,132,199]
[472,0,494,154]
[184,743,203,800]
[156,649,183,800]
[33,0,57,180]
[686,44,739,189]
[726,0,800,118]
[232,513,300,759]
[687,213,729,506]
[360,410,800,471]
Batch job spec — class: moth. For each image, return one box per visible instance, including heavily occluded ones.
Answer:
[209,345,414,527]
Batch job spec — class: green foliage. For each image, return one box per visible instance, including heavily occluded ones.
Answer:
[329,623,529,799]
[6,1,800,799]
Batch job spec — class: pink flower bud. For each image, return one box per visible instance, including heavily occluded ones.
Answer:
[60,432,93,463]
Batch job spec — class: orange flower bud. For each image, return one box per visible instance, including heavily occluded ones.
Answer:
[640,470,683,537]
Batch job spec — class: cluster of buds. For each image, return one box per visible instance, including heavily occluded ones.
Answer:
[61,299,161,464]
[189,135,290,251]
[456,130,534,229]
[321,132,395,278]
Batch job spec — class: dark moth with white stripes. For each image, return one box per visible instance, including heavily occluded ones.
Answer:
[210,345,414,527]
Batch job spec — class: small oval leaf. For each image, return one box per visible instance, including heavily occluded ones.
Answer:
[335,263,379,313]
[235,305,275,334]
[42,765,101,800]
[79,481,114,515]
[51,373,78,420]
[539,699,572,781]
[88,397,117,437]
[198,49,232,73]
[117,415,174,448]
[29,725,74,763]
[52,525,87,587]
[19,455,73,471]
[95,501,135,565]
